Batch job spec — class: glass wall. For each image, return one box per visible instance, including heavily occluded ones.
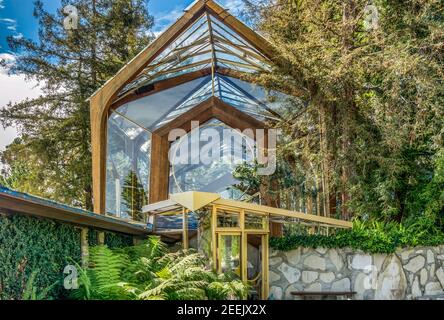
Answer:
[169,118,255,199]
[105,76,291,219]
[102,5,296,221]
[106,112,151,221]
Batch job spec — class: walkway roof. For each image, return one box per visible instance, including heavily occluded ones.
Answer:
[0,186,149,236]
[143,191,353,230]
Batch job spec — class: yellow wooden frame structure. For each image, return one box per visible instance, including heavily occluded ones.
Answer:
[142,191,352,299]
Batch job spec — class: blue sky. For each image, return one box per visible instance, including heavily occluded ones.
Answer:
[0,0,245,53]
[0,0,245,151]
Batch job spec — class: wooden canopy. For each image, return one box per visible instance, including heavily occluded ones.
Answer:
[0,186,149,236]
[143,191,353,230]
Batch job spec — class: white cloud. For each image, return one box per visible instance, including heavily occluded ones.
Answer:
[152,8,184,33]
[0,17,18,36]
[151,0,246,38]
[12,33,23,40]
[0,18,16,24]
[0,18,14,22]
[218,0,246,16]
[0,55,42,152]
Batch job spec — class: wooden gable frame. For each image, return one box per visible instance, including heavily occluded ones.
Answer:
[90,0,275,214]
[149,96,266,203]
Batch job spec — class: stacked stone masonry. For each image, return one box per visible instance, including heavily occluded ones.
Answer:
[269,246,444,300]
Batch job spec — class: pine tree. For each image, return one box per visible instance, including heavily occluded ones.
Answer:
[241,0,444,221]
[121,170,147,221]
[0,0,154,210]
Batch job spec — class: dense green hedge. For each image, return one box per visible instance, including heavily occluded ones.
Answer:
[88,229,134,248]
[0,214,81,300]
[271,219,444,254]
[0,214,135,300]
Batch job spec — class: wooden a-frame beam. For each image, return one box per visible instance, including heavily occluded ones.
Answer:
[110,67,258,112]
[90,2,207,213]
[90,0,275,214]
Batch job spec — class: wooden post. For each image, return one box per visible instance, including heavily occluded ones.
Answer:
[240,209,247,282]
[149,134,170,203]
[98,231,105,245]
[81,228,89,268]
[182,207,189,250]
[262,233,269,300]
[211,205,217,271]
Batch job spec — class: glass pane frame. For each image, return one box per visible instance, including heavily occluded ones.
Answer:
[118,11,272,97]
[245,210,269,231]
[216,232,242,275]
[213,205,270,232]
[168,117,257,196]
[105,111,151,221]
[211,204,270,299]
[216,207,241,229]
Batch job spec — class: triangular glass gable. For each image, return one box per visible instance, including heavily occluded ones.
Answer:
[104,1,284,219]
[168,118,254,200]
[118,11,271,98]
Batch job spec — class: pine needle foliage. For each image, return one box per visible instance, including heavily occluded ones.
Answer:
[240,0,444,223]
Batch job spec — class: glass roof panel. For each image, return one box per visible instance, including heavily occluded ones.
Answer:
[217,76,281,120]
[114,68,296,139]
[208,15,263,56]
[116,76,212,131]
[116,73,288,135]
[109,112,146,140]
[154,77,215,129]
[117,10,272,98]
[222,76,289,112]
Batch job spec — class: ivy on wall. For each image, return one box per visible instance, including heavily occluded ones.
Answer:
[271,219,444,254]
[88,229,134,248]
[0,214,135,300]
[0,214,81,300]
[104,232,133,248]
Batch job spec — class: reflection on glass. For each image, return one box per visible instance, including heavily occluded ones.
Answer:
[117,77,212,131]
[106,112,150,221]
[217,209,240,228]
[169,119,255,198]
[245,212,268,230]
[218,235,241,275]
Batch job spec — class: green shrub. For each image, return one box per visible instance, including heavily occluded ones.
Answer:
[271,218,444,254]
[0,215,81,300]
[88,229,133,248]
[0,214,136,300]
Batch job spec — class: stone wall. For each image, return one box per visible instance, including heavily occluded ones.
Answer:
[269,246,444,300]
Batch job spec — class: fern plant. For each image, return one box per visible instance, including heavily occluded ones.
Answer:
[72,236,248,300]
[72,246,132,300]
[22,270,59,300]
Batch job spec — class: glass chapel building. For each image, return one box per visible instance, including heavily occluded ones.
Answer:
[90,0,288,221]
